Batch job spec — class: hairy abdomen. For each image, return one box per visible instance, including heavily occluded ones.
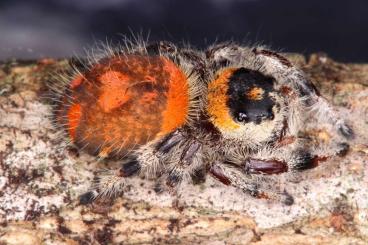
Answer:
[55,55,190,158]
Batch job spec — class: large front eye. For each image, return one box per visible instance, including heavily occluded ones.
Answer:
[236,112,249,123]
[207,67,277,133]
[227,68,276,125]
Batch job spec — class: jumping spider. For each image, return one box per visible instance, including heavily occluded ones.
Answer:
[51,40,353,206]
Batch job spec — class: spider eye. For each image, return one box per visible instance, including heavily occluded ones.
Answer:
[207,67,277,133]
[236,112,249,123]
[227,68,276,125]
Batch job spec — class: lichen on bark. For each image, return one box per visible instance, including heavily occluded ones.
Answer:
[0,54,367,244]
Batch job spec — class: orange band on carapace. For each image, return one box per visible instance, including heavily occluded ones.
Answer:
[246,87,264,100]
[207,68,240,131]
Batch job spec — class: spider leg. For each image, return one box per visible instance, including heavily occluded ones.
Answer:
[210,148,333,206]
[167,145,203,188]
[155,161,206,195]
[292,76,354,139]
[242,141,350,176]
[243,158,288,174]
[211,145,345,206]
[155,130,185,153]
[155,139,203,193]
[233,150,317,176]
[79,131,185,205]
[307,95,354,139]
[190,166,207,185]
[253,49,354,139]
[156,130,203,188]
[209,161,294,205]
[79,156,143,204]
[80,130,205,204]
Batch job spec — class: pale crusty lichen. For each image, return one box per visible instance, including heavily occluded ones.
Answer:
[0,56,367,244]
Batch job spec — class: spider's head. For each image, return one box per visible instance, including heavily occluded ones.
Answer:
[207,67,286,144]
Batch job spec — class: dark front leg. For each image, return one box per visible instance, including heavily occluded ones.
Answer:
[154,137,204,193]
[242,153,323,175]
[244,158,288,174]
[180,141,202,165]
[242,145,349,176]
[209,162,294,205]
[163,140,203,189]
[154,129,206,193]
[155,130,185,153]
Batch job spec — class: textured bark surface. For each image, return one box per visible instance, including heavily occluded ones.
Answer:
[0,54,367,245]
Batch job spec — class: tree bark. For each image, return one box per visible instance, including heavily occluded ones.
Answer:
[0,54,367,245]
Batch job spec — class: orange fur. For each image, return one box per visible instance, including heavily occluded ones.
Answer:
[207,68,240,131]
[62,55,190,158]
[67,103,82,141]
[70,75,84,89]
[247,87,264,100]
[159,58,189,136]
[98,71,131,113]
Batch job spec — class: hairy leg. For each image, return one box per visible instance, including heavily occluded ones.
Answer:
[80,130,204,204]
[79,154,154,204]
[222,136,350,195]
[209,161,294,205]
[78,131,183,204]
[156,139,204,194]
[252,48,354,139]
[209,140,347,206]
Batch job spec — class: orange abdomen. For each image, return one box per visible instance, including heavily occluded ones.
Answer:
[55,55,190,158]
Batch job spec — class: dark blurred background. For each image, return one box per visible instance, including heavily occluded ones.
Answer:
[0,0,367,62]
